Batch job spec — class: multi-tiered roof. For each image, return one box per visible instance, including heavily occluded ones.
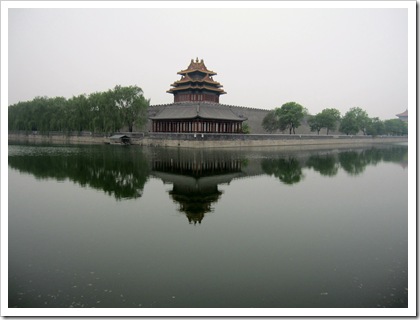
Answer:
[396,109,408,122]
[167,58,226,103]
[150,58,246,134]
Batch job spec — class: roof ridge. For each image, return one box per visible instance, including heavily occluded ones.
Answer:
[149,102,248,121]
[217,103,271,112]
[149,103,271,112]
[176,58,217,76]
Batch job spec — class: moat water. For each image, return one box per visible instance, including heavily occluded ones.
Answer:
[8,142,409,309]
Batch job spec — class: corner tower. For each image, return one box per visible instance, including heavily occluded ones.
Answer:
[150,59,246,133]
[167,58,226,103]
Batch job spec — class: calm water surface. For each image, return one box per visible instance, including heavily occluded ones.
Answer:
[8,142,408,308]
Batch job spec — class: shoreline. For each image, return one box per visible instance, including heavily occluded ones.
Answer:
[8,132,408,150]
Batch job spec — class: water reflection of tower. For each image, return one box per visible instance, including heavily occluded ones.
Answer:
[152,150,245,224]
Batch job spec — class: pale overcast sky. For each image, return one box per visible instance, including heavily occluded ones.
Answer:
[6,2,414,120]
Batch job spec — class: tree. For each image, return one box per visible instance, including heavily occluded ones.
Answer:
[9,100,32,131]
[308,114,323,135]
[352,107,370,135]
[339,110,359,135]
[275,102,305,134]
[262,110,279,133]
[8,84,151,134]
[46,97,67,132]
[89,91,108,132]
[111,85,150,132]
[319,108,341,135]
[241,122,250,134]
[339,107,369,135]
[384,119,407,136]
[67,94,90,132]
[100,90,124,133]
[366,117,385,136]
[8,96,69,133]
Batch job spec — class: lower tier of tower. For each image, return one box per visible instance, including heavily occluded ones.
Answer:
[152,119,243,133]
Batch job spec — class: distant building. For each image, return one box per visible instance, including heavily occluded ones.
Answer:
[149,58,247,133]
[108,134,131,145]
[396,109,408,122]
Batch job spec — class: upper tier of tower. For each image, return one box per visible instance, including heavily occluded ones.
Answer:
[167,58,226,103]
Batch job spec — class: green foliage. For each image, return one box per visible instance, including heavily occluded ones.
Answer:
[366,117,385,136]
[319,108,341,135]
[8,145,151,200]
[262,102,305,134]
[352,107,370,135]
[306,154,339,176]
[275,101,305,134]
[384,119,408,136]
[339,107,370,135]
[339,112,358,135]
[8,85,150,134]
[261,157,304,184]
[308,114,323,135]
[262,110,278,133]
[112,85,150,132]
[67,94,90,132]
[241,122,251,134]
[339,107,369,135]
[339,107,407,137]
[338,151,368,175]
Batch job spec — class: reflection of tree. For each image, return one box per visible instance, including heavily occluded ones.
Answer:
[359,148,383,166]
[8,145,150,200]
[306,154,339,177]
[338,146,408,176]
[261,157,303,185]
[380,146,408,164]
[9,143,408,208]
[261,146,408,181]
[338,151,369,176]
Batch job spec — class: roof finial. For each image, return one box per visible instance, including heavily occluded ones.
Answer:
[196,57,199,62]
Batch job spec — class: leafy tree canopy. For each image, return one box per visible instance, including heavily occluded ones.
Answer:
[384,119,408,136]
[319,108,341,134]
[275,101,305,134]
[8,85,150,134]
[241,122,251,134]
[339,107,370,135]
[366,117,385,136]
[112,85,150,132]
[262,110,279,133]
[309,108,341,135]
[308,114,323,135]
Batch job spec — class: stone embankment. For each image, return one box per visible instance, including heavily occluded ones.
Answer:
[9,131,408,149]
[8,132,109,145]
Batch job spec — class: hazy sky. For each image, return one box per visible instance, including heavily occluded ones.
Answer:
[6,2,412,120]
